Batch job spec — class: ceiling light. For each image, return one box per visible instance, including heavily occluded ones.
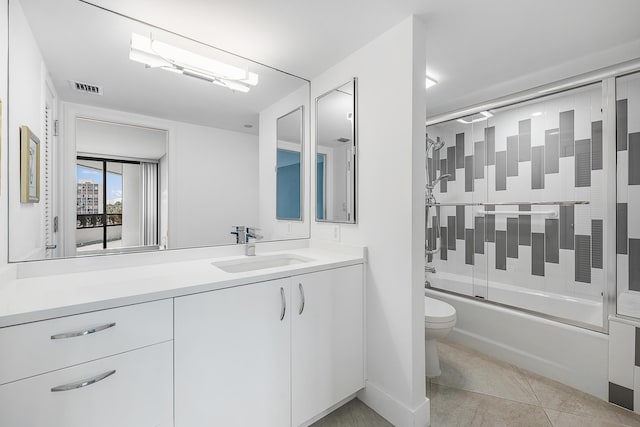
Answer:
[130,33,259,93]
[425,75,438,89]
[456,110,493,124]
[532,111,543,117]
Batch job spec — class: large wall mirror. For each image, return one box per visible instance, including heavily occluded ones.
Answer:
[7,0,310,262]
[315,79,357,223]
[276,106,303,221]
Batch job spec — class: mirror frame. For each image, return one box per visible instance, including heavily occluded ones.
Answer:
[275,105,304,221]
[314,77,358,224]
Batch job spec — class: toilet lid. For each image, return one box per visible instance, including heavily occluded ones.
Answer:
[425,297,456,323]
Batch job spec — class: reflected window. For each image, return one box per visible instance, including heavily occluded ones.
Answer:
[276,149,301,219]
[276,106,304,221]
[76,156,157,253]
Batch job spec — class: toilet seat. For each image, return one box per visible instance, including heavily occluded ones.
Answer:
[424,296,456,324]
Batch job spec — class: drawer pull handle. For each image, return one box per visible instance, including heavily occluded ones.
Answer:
[280,287,286,321]
[298,283,305,315]
[50,322,116,340]
[51,369,116,392]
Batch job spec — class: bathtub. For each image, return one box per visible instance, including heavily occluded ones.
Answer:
[428,271,603,328]
[425,286,609,400]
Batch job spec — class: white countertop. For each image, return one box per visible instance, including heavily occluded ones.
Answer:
[0,242,366,328]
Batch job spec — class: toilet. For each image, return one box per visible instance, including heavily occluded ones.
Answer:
[424,295,457,378]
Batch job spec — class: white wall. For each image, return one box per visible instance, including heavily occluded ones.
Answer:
[7,0,47,261]
[310,16,428,427]
[259,85,310,241]
[170,121,259,248]
[0,0,8,272]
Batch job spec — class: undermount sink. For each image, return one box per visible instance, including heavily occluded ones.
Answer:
[212,254,314,273]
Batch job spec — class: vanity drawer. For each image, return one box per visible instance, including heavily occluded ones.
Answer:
[0,340,173,427]
[0,299,173,385]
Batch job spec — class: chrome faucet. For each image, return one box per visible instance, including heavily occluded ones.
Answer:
[245,227,262,256]
[425,265,437,274]
[231,226,263,256]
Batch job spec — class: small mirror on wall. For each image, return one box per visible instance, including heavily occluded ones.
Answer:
[315,78,357,223]
[276,106,304,221]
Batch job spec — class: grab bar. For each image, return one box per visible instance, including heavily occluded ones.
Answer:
[475,210,557,217]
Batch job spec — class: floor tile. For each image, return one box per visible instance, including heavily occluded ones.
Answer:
[434,339,539,405]
[545,408,626,427]
[310,398,392,427]
[430,383,552,427]
[524,370,640,427]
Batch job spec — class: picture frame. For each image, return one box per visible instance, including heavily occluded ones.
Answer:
[20,125,40,203]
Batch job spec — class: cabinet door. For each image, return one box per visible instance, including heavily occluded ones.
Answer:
[0,341,173,427]
[292,265,364,426]
[175,279,291,427]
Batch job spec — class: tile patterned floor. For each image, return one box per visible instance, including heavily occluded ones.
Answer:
[313,339,640,427]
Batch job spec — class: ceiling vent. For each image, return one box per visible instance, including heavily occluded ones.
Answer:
[70,80,103,96]
[337,137,351,143]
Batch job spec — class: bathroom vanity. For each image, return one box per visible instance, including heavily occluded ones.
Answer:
[0,244,366,427]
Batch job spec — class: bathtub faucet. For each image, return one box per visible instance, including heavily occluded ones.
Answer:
[425,265,437,274]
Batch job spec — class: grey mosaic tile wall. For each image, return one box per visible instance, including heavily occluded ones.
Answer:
[427,203,603,283]
[426,90,603,286]
[433,109,602,195]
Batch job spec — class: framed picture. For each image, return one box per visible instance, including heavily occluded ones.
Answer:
[20,125,40,203]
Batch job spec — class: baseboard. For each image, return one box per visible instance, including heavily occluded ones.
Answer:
[357,380,430,427]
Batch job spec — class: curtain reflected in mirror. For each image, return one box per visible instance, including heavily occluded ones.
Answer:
[276,106,304,221]
[315,79,357,223]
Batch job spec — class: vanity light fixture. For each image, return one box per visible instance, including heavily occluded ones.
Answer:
[129,33,259,93]
[456,110,493,124]
[425,75,438,89]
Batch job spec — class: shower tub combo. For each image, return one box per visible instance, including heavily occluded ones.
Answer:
[423,80,615,400]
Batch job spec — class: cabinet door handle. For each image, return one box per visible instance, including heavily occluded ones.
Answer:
[50,322,116,340]
[298,283,305,315]
[280,287,286,321]
[51,369,116,392]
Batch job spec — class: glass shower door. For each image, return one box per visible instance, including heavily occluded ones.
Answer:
[616,71,640,320]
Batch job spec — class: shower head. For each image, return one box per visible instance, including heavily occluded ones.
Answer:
[426,136,446,152]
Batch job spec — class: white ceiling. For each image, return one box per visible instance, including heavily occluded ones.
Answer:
[86,0,640,118]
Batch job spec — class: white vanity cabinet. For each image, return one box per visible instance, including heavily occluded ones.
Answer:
[0,300,174,427]
[291,265,364,426]
[174,277,292,427]
[174,264,364,427]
